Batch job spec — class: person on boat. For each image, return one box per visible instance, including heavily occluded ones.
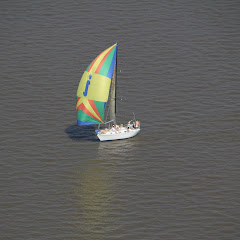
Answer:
[111,124,116,132]
[119,124,124,133]
[132,121,136,129]
[127,121,131,132]
[136,120,140,128]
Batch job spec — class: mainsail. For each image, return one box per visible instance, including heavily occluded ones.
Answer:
[76,43,117,125]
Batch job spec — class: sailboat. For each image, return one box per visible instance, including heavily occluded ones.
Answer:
[76,43,140,141]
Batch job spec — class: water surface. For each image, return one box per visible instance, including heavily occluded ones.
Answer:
[0,1,239,239]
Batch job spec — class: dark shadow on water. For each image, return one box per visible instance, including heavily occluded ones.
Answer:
[65,124,99,141]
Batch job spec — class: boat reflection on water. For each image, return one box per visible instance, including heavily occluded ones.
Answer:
[97,139,137,160]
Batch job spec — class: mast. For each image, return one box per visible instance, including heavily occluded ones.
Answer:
[115,43,117,120]
[109,43,117,124]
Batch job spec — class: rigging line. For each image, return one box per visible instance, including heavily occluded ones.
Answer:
[98,119,114,126]
[105,120,114,124]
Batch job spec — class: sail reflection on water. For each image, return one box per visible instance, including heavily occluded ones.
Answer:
[73,139,139,237]
[74,159,117,237]
[77,169,115,236]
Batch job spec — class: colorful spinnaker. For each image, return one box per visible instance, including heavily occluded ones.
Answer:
[76,43,117,125]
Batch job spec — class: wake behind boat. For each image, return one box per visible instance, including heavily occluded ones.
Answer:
[76,43,140,141]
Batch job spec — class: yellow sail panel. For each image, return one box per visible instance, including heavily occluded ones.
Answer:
[77,71,111,102]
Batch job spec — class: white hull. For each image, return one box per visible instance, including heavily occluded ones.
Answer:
[97,128,140,141]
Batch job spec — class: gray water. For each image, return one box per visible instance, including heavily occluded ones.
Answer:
[1,1,240,239]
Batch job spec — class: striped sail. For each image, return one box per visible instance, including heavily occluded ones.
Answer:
[76,43,117,125]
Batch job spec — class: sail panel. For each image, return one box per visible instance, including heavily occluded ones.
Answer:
[77,110,102,125]
[87,45,114,73]
[99,45,117,79]
[76,101,102,123]
[94,101,105,121]
[95,47,114,74]
[77,72,111,102]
